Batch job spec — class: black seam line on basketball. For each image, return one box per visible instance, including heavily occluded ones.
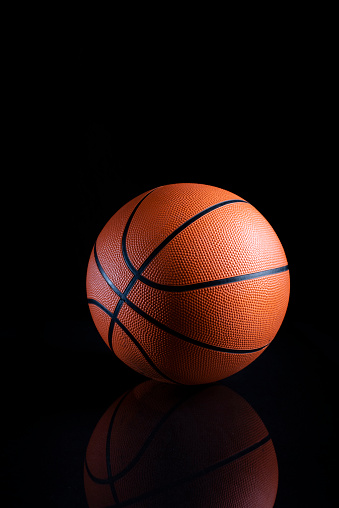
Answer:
[85,457,107,484]
[122,198,248,278]
[125,298,269,354]
[121,189,156,275]
[87,297,121,351]
[108,274,139,349]
[105,434,272,508]
[115,318,178,383]
[93,242,137,348]
[94,190,155,344]
[87,298,177,381]
[87,298,177,379]
[137,264,290,292]
[87,296,268,354]
[94,243,124,299]
[87,298,114,317]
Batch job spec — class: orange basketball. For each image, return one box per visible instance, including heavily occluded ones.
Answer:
[86,183,289,384]
[84,381,279,507]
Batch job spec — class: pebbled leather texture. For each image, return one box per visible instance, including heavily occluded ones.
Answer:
[86,183,290,384]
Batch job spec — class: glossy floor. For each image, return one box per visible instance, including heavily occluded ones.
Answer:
[4,321,336,507]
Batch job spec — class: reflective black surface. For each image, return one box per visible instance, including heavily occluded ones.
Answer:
[84,381,278,507]
[4,320,336,507]
[3,43,337,505]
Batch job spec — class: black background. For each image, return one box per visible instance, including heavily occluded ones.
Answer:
[2,26,337,507]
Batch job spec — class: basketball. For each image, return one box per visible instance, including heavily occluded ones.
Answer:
[84,380,279,507]
[86,183,289,384]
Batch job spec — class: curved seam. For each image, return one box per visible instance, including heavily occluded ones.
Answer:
[122,198,247,277]
[121,189,155,276]
[87,298,177,381]
[94,243,123,298]
[125,298,269,353]
[115,318,177,383]
[88,298,268,354]
[137,265,289,292]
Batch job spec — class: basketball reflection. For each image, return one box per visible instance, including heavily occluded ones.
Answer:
[84,381,278,507]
